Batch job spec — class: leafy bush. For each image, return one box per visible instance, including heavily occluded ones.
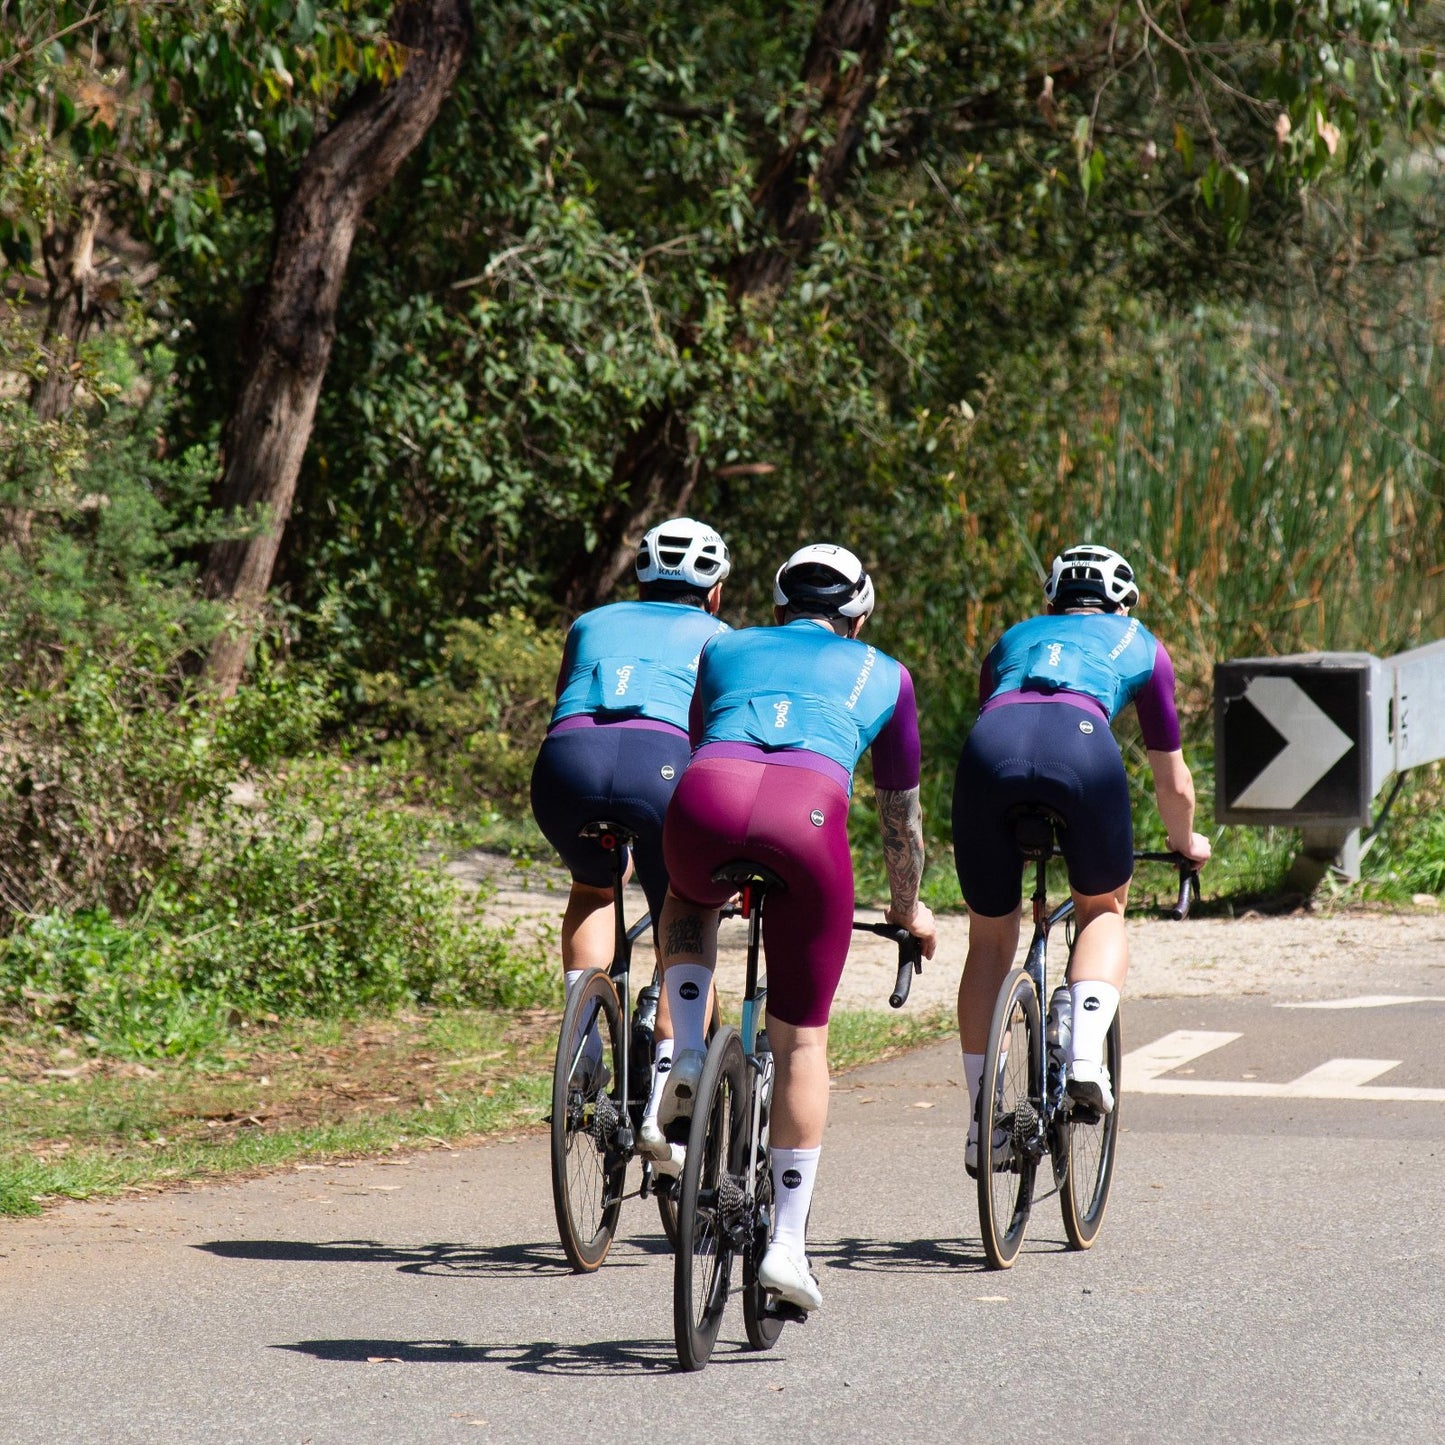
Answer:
[361,608,560,811]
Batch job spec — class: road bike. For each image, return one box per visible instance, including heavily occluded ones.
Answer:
[549,820,680,1272]
[672,859,923,1371]
[976,805,1196,1269]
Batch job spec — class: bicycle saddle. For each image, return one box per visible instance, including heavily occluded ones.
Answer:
[1003,803,1066,860]
[710,859,787,892]
[578,819,638,846]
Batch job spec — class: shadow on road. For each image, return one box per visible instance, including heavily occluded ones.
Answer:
[196,1235,669,1277]
[272,1335,768,1376]
[816,1234,993,1272]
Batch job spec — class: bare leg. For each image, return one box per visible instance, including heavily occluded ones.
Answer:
[767,1020,829,1150]
[1066,882,1130,988]
[560,882,615,973]
[956,907,1023,1054]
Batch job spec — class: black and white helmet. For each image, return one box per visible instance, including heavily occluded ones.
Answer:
[773,542,875,619]
[635,517,731,589]
[1044,544,1139,611]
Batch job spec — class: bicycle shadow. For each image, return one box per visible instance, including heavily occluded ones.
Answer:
[273,1335,770,1377]
[814,1234,993,1273]
[196,1234,671,1278]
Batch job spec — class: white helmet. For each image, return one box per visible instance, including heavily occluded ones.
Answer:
[635,517,731,589]
[773,542,875,619]
[1044,543,1139,610]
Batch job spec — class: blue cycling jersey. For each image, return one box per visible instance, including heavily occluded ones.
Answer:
[551,601,729,731]
[982,613,1161,720]
[694,619,902,786]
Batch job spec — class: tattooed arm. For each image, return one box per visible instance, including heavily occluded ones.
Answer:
[876,786,937,959]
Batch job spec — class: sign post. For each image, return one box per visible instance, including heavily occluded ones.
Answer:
[1214,645,1443,888]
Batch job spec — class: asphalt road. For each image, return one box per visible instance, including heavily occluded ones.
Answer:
[3,992,1444,1444]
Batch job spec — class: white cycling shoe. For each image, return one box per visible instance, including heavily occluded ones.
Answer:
[757,1243,822,1312]
[1066,1059,1115,1116]
[638,1049,706,1157]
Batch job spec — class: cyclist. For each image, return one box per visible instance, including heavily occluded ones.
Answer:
[641,542,938,1313]
[951,543,1211,1168]
[530,518,731,1091]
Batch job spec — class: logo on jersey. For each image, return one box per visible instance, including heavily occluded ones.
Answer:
[845,645,878,710]
[661,764,676,780]
[782,1169,802,1189]
[1046,642,1063,668]
[679,982,700,1001]
[773,699,791,729]
[613,664,633,696]
[809,809,825,827]
[1079,719,1094,734]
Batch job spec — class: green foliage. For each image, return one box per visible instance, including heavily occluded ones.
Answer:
[358,609,560,810]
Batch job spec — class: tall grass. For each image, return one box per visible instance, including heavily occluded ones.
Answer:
[1058,300,1444,706]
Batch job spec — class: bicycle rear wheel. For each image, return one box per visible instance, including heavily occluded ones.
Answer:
[550,970,625,1272]
[978,968,1042,1270]
[1060,1010,1122,1250]
[741,1147,783,1350]
[674,1027,746,1371]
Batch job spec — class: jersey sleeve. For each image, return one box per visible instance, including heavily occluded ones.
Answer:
[869,665,921,790]
[1133,640,1182,752]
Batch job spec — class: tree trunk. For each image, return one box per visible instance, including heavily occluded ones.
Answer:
[202,0,472,695]
[29,194,105,424]
[562,0,899,608]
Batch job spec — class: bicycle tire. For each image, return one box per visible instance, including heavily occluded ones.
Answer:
[550,970,626,1272]
[1060,1009,1122,1250]
[674,1027,746,1371]
[978,968,1042,1270]
[656,1186,680,1247]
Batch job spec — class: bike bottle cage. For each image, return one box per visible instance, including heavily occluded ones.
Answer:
[579,819,639,849]
[1003,803,1067,860]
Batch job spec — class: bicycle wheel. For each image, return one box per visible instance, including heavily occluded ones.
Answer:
[978,968,1043,1270]
[656,1183,680,1247]
[1060,1009,1122,1250]
[550,970,626,1272]
[674,1027,747,1371]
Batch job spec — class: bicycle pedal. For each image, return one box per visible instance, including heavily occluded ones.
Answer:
[765,1301,809,1325]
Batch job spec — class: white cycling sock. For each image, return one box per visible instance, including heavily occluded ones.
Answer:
[962,1051,985,1140]
[565,969,603,1071]
[1067,980,1120,1067]
[642,1037,675,1124]
[662,964,713,1055]
[770,1146,821,1256]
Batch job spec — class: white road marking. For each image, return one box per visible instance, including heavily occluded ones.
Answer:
[1277,995,1445,1010]
[1124,1029,1445,1103]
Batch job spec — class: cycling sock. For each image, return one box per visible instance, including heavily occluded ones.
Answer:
[564,969,603,1071]
[662,964,713,1055]
[770,1146,821,1256]
[1067,980,1120,1067]
[642,1038,675,1125]
[962,1051,985,1140]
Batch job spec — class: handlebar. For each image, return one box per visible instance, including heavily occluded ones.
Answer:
[852,921,925,1009]
[1133,850,1199,921]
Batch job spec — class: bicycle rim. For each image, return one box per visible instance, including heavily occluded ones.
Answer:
[674,1028,746,1371]
[978,969,1042,1270]
[550,970,625,1272]
[1061,1011,1122,1250]
[741,1144,783,1351]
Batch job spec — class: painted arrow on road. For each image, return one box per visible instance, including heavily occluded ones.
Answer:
[1231,675,1354,809]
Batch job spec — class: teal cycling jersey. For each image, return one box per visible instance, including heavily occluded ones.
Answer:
[551,600,729,731]
[981,613,1161,721]
[694,619,903,786]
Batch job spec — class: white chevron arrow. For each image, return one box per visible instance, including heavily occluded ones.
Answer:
[1232,676,1354,810]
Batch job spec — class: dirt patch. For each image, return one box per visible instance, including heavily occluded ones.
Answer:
[453,848,1445,1012]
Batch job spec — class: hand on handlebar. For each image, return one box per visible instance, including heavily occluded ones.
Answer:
[886,900,937,959]
[1167,831,1212,868]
